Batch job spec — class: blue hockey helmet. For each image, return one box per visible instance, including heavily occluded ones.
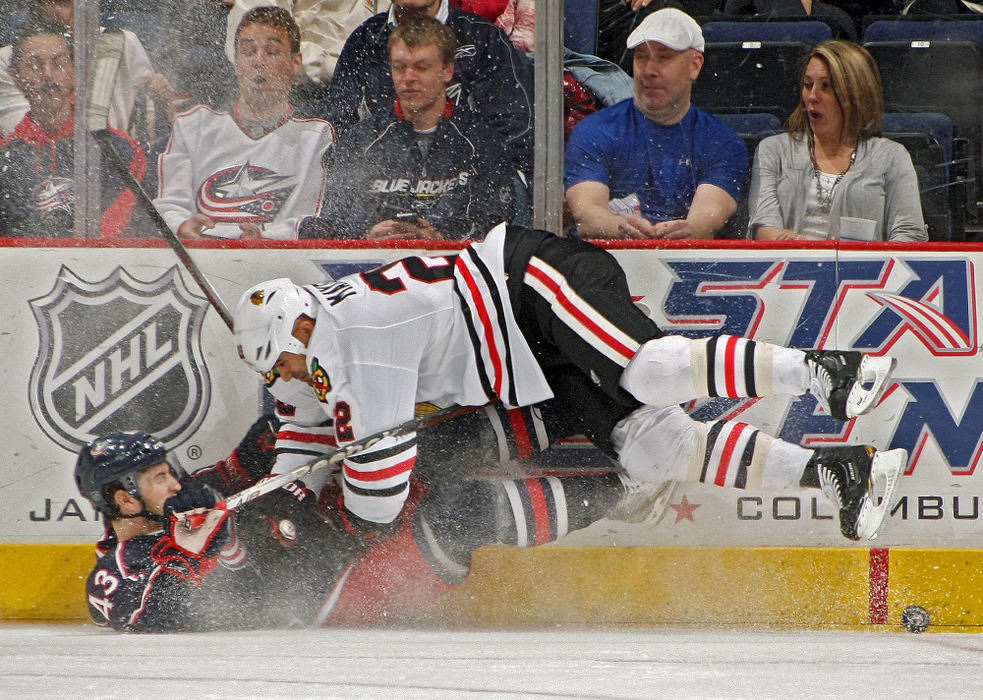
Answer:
[74,431,183,514]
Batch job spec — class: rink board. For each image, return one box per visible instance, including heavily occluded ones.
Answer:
[2,238,983,628]
[5,543,983,631]
[2,239,983,548]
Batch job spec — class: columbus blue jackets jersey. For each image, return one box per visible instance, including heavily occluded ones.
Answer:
[154,103,333,239]
[0,114,145,238]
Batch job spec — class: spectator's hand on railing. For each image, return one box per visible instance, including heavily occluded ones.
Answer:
[617,213,659,239]
[367,217,446,240]
[238,223,263,240]
[655,219,695,239]
[177,214,217,239]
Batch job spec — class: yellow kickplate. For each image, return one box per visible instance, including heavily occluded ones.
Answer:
[6,544,983,631]
[0,544,92,621]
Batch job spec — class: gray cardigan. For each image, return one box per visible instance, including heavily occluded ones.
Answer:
[748,133,928,242]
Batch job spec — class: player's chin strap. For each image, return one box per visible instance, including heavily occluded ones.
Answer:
[116,509,165,522]
[113,496,166,523]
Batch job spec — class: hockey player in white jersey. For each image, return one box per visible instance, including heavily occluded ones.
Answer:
[153,7,333,240]
[234,223,906,541]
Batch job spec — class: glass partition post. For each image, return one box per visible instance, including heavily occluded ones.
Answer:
[73,0,101,239]
[532,0,564,235]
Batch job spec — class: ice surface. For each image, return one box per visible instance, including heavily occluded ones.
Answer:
[2,624,982,698]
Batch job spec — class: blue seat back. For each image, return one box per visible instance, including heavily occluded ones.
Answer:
[702,20,833,45]
[693,41,809,122]
[883,112,953,166]
[713,112,783,137]
[864,19,983,43]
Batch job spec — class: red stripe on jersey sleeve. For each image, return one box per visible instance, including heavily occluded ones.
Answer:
[344,455,416,482]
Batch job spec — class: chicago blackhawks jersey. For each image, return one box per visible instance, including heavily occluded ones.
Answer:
[275,223,553,524]
[154,103,333,239]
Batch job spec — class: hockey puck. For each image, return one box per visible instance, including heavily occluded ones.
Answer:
[901,605,931,633]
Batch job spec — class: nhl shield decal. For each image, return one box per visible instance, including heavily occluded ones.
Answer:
[29,266,210,452]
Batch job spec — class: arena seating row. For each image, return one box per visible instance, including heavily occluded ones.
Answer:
[689,16,983,240]
[1,5,979,240]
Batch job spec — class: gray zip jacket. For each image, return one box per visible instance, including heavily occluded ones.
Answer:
[748,132,928,241]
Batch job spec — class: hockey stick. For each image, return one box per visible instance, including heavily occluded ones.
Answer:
[84,32,235,330]
[178,404,479,531]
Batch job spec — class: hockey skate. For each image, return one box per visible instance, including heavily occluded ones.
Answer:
[805,350,896,421]
[611,476,678,526]
[806,445,906,541]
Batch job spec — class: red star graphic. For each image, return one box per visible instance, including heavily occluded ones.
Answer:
[670,494,701,524]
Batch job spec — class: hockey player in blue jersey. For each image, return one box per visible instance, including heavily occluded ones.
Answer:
[76,403,669,632]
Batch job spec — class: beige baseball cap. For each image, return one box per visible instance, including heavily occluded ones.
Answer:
[627,8,705,53]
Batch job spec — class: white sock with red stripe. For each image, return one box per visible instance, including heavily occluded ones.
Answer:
[698,425,814,491]
[619,335,810,406]
[613,404,813,491]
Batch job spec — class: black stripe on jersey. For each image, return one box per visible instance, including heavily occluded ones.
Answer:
[700,421,725,483]
[345,439,417,464]
[743,340,757,397]
[461,248,519,406]
[275,447,332,459]
[451,272,497,402]
[345,480,410,498]
[706,336,719,397]
[463,247,519,408]
[734,430,757,489]
[275,405,333,429]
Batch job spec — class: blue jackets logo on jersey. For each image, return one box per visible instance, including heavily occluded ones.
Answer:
[28,266,211,452]
[196,161,296,224]
[33,176,74,214]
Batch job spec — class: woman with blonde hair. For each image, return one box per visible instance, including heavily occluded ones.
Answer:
[748,40,927,241]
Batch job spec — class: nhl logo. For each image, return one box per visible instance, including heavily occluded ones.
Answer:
[29,266,211,452]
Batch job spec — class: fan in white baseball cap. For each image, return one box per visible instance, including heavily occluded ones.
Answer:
[627,8,705,53]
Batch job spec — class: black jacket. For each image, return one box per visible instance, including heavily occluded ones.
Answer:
[327,6,534,173]
[299,102,516,241]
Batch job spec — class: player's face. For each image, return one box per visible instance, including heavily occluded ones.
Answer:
[136,463,182,516]
[234,22,301,105]
[273,351,311,386]
[12,34,73,114]
[632,42,702,124]
[801,57,844,143]
[390,40,453,118]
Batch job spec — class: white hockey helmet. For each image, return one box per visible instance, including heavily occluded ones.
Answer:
[234,278,314,373]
